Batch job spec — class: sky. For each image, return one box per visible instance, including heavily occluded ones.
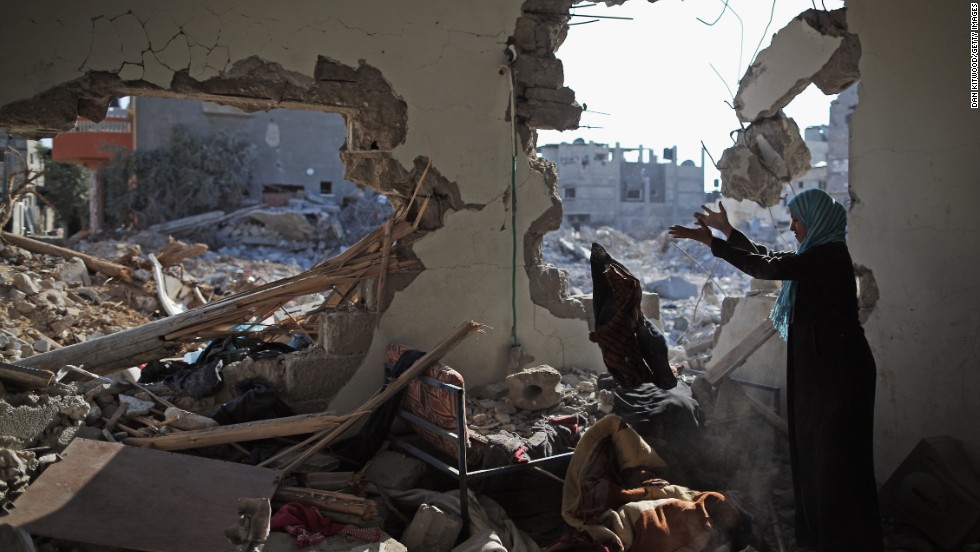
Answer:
[536,0,846,191]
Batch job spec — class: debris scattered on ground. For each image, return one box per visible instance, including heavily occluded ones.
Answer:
[0,195,950,552]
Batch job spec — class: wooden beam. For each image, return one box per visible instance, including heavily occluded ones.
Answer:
[0,361,54,389]
[16,222,419,374]
[743,390,789,437]
[1,231,132,281]
[704,320,777,385]
[266,320,485,475]
[122,411,352,451]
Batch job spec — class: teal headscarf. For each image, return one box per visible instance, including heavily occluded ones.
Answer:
[769,189,848,340]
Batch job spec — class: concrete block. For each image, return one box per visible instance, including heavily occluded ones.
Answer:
[73,425,104,441]
[640,291,661,322]
[720,114,810,208]
[11,273,40,295]
[707,294,787,407]
[505,365,563,411]
[734,11,844,122]
[119,394,155,417]
[401,503,462,552]
[321,309,377,356]
[57,257,91,286]
[0,401,59,442]
[646,275,698,300]
[512,55,564,89]
[220,348,364,414]
[362,450,427,491]
[164,406,219,430]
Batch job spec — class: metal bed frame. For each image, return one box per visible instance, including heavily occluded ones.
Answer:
[388,374,573,537]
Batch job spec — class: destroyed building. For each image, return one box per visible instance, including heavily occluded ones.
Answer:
[133,96,358,203]
[0,0,978,551]
[537,139,705,234]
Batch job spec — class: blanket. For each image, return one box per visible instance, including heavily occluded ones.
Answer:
[558,415,738,552]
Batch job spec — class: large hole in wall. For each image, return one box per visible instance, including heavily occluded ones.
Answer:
[516,0,877,348]
[0,56,470,309]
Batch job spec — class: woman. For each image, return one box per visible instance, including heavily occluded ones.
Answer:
[668,189,882,551]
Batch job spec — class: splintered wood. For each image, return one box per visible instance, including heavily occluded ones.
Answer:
[18,213,423,375]
[2,439,279,552]
[258,320,486,475]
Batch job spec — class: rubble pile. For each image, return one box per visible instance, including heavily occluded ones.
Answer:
[542,223,761,354]
[467,365,611,438]
[0,244,155,361]
[0,384,93,507]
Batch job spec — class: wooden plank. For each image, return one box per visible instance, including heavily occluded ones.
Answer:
[704,320,777,385]
[269,320,485,475]
[0,361,53,389]
[3,439,279,552]
[123,411,351,451]
[743,391,789,437]
[1,231,131,281]
[17,224,418,374]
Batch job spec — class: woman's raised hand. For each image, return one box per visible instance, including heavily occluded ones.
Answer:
[668,219,713,245]
[695,202,733,238]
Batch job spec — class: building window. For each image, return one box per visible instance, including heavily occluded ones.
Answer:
[625,189,642,201]
[564,187,576,199]
[320,181,333,195]
[818,180,827,190]
[798,182,804,189]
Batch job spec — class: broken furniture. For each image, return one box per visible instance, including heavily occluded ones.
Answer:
[385,344,573,538]
[2,438,279,552]
[879,436,980,550]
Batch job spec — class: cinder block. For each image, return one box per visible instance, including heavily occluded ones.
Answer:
[321,309,377,356]
[219,349,365,414]
[400,503,462,552]
[505,365,563,411]
[362,450,427,491]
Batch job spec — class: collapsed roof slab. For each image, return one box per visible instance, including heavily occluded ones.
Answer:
[718,112,811,207]
[734,8,858,123]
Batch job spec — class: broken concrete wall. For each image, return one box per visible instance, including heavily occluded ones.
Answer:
[0,1,603,412]
[707,294,787,411]
[846,0,980,479]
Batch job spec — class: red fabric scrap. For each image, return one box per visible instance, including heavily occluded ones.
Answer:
[270,502,382,548]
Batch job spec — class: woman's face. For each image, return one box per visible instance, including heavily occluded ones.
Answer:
[790,214,808,244]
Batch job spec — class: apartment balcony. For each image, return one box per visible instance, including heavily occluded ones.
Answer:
[52,116,133,170]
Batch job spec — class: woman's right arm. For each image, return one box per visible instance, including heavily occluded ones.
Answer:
[710,236,813,281]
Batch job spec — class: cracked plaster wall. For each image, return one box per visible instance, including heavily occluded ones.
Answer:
[0,1,602,411]
[847,0,980,479]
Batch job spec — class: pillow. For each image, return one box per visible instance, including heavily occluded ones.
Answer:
[387,344,481,465]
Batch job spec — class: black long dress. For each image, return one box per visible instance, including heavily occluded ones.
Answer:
[710,229,882,551]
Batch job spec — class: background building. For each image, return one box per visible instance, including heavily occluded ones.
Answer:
[827,84,858,208]
[51,104,134,232]
[133,97,356,203]
[538,139,705,235]
[1,131,50,235]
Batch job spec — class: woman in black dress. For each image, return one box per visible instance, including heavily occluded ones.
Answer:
[668,189,882,551]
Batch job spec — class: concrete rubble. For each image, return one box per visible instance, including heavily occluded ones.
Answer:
[720,8,860,209]
[718,113,812,207]
[734,8,860,123]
